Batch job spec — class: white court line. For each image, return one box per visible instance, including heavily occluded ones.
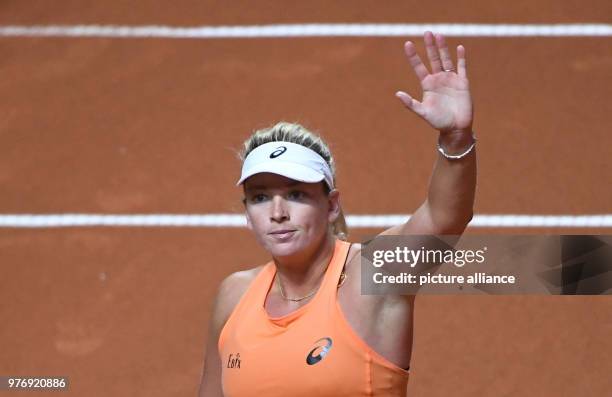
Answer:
[0,214,611,228]
[0,24,611,38]
[0,24,609,227]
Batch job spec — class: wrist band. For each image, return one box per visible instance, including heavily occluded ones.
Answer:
[437,133,476,160]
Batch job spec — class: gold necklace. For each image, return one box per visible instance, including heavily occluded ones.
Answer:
[276,265,347,302]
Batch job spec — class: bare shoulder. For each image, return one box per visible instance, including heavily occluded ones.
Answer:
[343,242,414,305]
[220,266,262,292]
[211,266,264,330]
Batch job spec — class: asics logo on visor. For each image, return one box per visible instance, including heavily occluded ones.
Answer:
[269,146,287,158]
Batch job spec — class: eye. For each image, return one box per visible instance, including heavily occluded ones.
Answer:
[288,190,306,200]
[249,194,268,203]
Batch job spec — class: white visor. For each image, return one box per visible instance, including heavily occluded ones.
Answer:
[237,141,334,189]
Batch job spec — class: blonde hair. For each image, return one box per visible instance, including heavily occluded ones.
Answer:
[240,121,348,241]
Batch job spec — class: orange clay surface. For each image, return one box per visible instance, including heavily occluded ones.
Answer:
[1,1,611,396]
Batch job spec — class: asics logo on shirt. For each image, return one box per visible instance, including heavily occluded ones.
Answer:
[306,337,333,365]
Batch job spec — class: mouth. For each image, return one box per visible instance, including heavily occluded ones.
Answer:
[268,229,297,240]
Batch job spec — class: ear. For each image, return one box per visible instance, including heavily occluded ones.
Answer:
[243,201,253,231]
[327,189,341,223]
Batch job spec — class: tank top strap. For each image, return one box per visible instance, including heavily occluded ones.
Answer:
[251,261,276,305]
[317,238,352,300]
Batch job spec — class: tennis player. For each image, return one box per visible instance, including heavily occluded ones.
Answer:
[199,31,476,396]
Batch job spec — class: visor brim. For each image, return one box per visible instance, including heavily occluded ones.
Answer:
[236,161,326,186]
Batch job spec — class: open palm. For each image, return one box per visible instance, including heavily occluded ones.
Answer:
[396,32,473,133]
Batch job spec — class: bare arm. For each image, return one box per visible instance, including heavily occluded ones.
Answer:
[383,31,476,236]
[198,281,229,397]
[405,131,476,234]
[198,270,259,397]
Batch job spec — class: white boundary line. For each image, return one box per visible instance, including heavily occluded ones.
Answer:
[0,214,611,228]
[0,24,611,38]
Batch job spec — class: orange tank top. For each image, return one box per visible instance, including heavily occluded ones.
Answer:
[219,239,409,396]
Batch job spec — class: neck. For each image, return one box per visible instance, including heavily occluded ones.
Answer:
[272,233,336,298]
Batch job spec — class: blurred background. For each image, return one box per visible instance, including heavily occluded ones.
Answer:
[1,1,611,396]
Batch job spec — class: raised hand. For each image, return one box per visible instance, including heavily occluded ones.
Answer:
[396,31,473,134]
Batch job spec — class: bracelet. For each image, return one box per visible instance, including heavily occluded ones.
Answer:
[437,133,476,160]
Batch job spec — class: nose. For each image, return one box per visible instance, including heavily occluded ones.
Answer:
[270,195,289,222]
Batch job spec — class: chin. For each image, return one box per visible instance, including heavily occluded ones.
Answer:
[264,240,304,258]
[261,232,315,259]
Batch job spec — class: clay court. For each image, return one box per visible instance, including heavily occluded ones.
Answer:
[1,1,611,396]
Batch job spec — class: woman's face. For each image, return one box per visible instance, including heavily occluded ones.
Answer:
[243,173,339,259]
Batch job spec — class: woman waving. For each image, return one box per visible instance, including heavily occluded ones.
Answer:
[199,31,476,397]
